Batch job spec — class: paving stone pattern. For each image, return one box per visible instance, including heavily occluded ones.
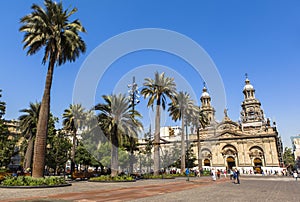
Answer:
[0,176,299,202]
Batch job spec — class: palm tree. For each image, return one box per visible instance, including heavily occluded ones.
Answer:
[168,91,194,173]
[19,102,41,172]
[19,0,86,178]
[62,104,86,175]
[189,105,208,172]
[141,72,177,175]
[95,94,143,177]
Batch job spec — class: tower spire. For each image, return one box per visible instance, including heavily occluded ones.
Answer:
[243,75,254,99]
[200,83,215,124]
[240,75,265,126]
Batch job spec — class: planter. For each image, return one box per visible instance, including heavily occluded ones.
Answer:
[0,183,71,189]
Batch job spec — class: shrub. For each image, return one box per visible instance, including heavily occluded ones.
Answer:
[89,175,134,182]
[141,173,176,179]
[202,170,211,176]
[0,176,67,186]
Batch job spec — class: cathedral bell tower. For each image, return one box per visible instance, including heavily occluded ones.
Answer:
[200,83,215,124]
[240,75,265,129]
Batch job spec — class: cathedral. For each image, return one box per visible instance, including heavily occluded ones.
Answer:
[190,76,284,174]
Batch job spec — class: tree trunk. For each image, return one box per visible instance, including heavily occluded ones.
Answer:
[71,130,77,175]
[129,150,134,174]
[129,137,134,174]
[32,57,55,178]
[181,113,185,174]
[24,134,34,172]
[111,126,119,177]
[154,104,161,175]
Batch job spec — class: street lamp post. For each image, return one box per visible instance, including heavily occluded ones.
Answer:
[128,76,139,116]
[127,76,140,174]
[185,117,189,178]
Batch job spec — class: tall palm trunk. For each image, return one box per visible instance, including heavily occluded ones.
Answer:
[181,113,185,174]
[154,104,161,175]
[129,137,134,174]
[71,129,77,174]
[24,134,34,172]
[32,56,55,178]
[111,125,119,176]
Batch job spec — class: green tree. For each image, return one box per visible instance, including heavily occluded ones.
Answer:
[18,102,40,171]
[118,147,130,171]
[95,142,130,173]
[160,149,172,172]
[97,142,111,168]
[185,144,197,169]
[75,144,93,171]
[62,104,86,174]
[171,144,196,169]
[46,129,71,175]
[19,0,86,178]
[0,89,19,168]
[138,130,153,173]
[283,147,295,170]
[44,114,58,173]
[0,123,18,169]
[122,134,139,174]
[0,90,18,168]
[80,110,107,164]
[168,91,194,173]
[95,94,143,176]
[141,72,177,175]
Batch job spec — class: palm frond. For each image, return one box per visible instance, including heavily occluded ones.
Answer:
[19,0,86,66]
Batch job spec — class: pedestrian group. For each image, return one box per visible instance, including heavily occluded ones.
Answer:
[211,167,240,184]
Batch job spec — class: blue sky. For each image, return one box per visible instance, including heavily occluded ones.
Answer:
[0,0,300,148]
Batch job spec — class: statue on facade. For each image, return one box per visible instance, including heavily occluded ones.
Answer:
[224,108,228,117]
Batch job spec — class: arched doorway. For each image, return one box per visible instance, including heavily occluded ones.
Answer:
[222,144,238,169]
[200,148,212,168]
[249,146,265,174]
[253,158,262,174]
[204,159,210,166]
[226,156,236,169]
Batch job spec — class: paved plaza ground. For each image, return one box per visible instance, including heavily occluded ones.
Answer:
[0,175,300,202]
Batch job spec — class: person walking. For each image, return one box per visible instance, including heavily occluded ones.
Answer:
[185,168,190,181]
[211,168,216,181]
[235,168,240,184]
[217,169,221,179]
[293,171,298,181]
[229,169,233,180]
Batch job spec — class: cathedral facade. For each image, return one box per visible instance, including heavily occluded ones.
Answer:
[190,77,284,174]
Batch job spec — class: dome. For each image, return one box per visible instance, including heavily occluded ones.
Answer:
[201,91,210,98]
[201,86,210,98]
[243,78,254,91]
[243,83,254,90]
